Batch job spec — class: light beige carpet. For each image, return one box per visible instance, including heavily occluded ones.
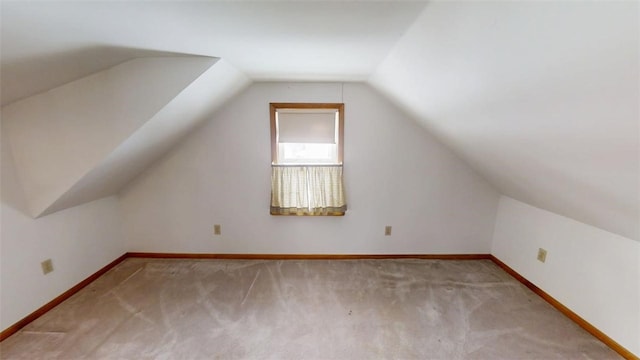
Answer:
[0,258,620,359]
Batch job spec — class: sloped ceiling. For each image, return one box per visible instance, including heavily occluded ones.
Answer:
[1,1,426,97]
[1,1,637,241]
[370,1,639,240]
[0,47,192,106]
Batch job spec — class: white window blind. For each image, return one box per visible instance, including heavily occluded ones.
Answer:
[277,110,337,144]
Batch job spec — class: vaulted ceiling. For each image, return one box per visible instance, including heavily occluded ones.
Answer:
[1,1,637,241]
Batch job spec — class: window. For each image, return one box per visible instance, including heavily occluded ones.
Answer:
[270,103,346,216]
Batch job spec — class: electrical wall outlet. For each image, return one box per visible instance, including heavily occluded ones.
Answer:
[41,259,54,275]
[537,248,547,263]
[384,226,392,236]
[214,224,221,235]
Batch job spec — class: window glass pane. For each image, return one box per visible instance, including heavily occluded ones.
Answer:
[279,143,337,164]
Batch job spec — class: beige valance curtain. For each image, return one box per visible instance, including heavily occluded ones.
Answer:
[271,166,346,216]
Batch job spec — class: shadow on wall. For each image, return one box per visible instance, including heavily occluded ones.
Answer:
[0,130,28,215]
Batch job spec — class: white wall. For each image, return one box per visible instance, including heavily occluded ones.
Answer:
[40,59,251,217]
[492,196,640,356]
[3,56,216,218]
[1,132,125,331]
[119,82,499,254]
